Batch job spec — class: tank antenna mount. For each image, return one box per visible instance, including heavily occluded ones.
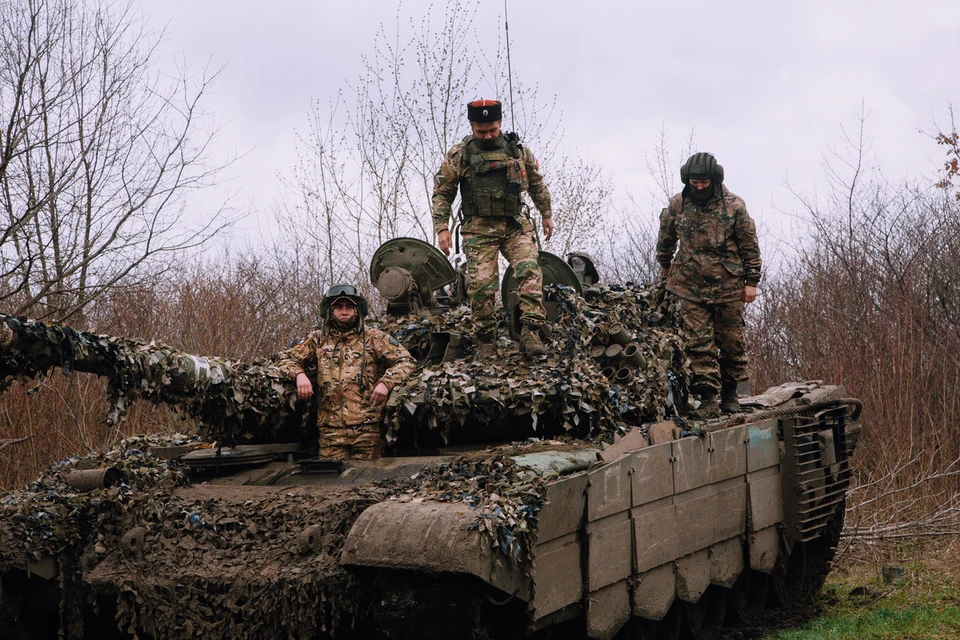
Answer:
[504,0,515,132]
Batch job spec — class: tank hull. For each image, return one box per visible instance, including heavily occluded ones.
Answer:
[0,394,856,639]
[343,385,857,639]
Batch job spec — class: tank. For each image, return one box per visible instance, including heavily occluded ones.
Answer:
[0,239,861,640]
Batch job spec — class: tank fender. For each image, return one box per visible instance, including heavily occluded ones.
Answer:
[340,500,529,600]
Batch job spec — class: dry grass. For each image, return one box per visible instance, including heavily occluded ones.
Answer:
[747,180,960,542]
[0,377,188,488]
[0,257,316,489]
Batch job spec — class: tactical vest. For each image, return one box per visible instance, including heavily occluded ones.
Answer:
[459,134,524,218]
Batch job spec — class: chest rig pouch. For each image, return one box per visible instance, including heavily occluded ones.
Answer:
[459,133,524,218]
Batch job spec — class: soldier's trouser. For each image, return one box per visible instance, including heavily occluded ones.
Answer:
[463,216,545,341]
[319,423,383,460]
[678,297,748,393]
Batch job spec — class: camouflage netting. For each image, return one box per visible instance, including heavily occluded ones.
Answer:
[0,314,308,445]
[379,282,689,444]
[0,435,193,637]
[0,283,697,637]
[2,282,689,451]
[0,435,564,638]
[386,449,555,566]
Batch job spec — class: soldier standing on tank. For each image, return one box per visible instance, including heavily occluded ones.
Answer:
[656,152,761,416]
[431,99,555,360]
[277,285,415,459]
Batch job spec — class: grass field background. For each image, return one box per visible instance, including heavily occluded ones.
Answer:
[764,539,960,640]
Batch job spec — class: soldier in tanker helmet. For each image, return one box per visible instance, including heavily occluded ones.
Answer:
[656,152,761,417]
[431,99,555,360]
[277,284,415,459]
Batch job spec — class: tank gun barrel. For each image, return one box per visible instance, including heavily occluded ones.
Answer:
[0,314,304,444]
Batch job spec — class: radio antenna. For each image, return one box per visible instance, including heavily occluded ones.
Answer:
[504,0,515,131]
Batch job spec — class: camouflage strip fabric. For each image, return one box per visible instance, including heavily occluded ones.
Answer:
[462,215,545,338]
[0,314,303,445]
[379,283,692,446]
[678,296,748,392]
[0,434,555,637]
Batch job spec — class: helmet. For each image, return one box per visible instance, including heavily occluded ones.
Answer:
[680,152,724,186]
[320,284,369,317]
[566,252,600,285]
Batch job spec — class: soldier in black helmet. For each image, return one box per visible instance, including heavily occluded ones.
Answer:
[277,284,414,459]
[656,153,762,417]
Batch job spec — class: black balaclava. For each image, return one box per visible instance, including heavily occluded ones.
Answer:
[689,175,713,203]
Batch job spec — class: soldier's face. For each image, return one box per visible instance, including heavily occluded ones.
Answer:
[689,178,711,190]
[471,120,502,149]
[332,300,357,323]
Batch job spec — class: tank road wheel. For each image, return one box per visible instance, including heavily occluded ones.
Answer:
[680,585,727,640]
[728,569,769,625]
[632,601,681,640]
[770,540,807,608]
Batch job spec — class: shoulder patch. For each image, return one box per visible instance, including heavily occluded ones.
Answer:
[441,161,455,183]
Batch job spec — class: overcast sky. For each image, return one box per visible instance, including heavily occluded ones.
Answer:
[144,0,960,246]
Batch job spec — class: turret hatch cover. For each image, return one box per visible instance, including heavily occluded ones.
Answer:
[501,250,584,302]
[369,237,456,294]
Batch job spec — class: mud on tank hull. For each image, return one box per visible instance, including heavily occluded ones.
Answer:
[0,386,856,640]
[0,393,856,640]
[341,384,858,640]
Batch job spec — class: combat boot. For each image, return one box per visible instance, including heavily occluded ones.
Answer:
[691,384,720,419]
[720,380,741,414]
[520,325,547,356]
[473,341,498,362]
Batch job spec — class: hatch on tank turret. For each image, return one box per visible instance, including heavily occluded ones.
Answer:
[370,237,457,315]
[501,250,584,336]
[566,252,600,286]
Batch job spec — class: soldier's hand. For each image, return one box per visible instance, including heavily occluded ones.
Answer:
[542,217,554,241]
[743,285,758,304]
[438,230,452,256]
[295,373,314,400]
[371,382,390,405]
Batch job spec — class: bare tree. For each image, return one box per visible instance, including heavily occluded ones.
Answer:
[603,126,697,283]
[540,153,613,258]
[275,0,611,289]
[603,193,661,284]
[750,109,960,533]
[0,0,236,322]
[279,97,357,289]
[933,104,959,202]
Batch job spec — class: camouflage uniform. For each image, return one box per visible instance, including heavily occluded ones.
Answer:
[277,325,414,459]
[432,133,552,341]
[656,184,761,393]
